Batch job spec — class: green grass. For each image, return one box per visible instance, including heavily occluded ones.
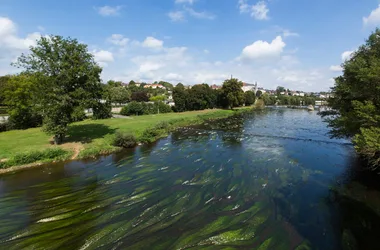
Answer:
[0,109,252,167]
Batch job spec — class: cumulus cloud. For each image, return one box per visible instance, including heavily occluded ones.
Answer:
[107,34,129,46]
[240,36,285,61]
[363,5,380,25]
[168,11,185,22]
[239,0,269,20]
[93,50,114,67]
[142,36,164,49]
[341,50,354,61]
[97,6,123,16]
[329,65,342,72]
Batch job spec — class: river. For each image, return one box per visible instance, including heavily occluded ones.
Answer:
[1,108,380,249]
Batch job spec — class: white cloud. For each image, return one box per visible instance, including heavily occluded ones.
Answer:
[97,6,123,16]
[239,0,269,20]
[142,36,164,49]
[107,34,129,46]
[93,50,114,67]
[139,62,165,73]
[363,5,380,25]
[168,11,185,22]
[184,7,216,20]
[175,0,195,4]
[0,17,41,51]
[165,73,183,81]
[240,36,285,60]
[252,1,269,20]
[282,29,299,37]
[341,50,354,61]
[329,65,342,72]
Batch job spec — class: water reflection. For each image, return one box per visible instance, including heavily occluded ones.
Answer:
[0,108,379,249]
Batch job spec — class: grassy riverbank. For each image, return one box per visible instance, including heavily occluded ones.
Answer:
[0,108,252,170]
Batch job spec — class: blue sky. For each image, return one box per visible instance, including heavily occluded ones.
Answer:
[1,0,380,91]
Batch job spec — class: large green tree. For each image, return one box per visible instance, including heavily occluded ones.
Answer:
[173,83,188,112]
[220,78,244,109]
[13,35,104,144]
[0,76,10,105]
[244,91,256,106]
[321,29,380,169]
[2,74,43,129]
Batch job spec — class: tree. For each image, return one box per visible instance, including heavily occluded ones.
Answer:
[13,35,104,144]
[173,83,188,112]
[107,86,131,105]
[188,84,217,110]
[159,81,173,90]
[256,90,263,98]
[276,86,286,96]
[107,80,122,87]
[220,78,244,109]
[131,91,149,102]
[150,95,166,102]
[321,29,380,169]
[244,91,256,106]
[0,76,10,105]
[2,74,42,129]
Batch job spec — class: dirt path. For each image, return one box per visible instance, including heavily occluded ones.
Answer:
[60,142,84,160]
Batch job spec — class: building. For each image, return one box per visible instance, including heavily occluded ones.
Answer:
[210,84,222,90]
[242,82,258,93]
[144,84,166,89]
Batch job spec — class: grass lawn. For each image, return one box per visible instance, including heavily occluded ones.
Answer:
[0,109,238,161]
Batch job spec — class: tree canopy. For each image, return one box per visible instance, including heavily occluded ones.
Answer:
[321,29,380,169]
[13,35,106,144]
[220,78,245,109]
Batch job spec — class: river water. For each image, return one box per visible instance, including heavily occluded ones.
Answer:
[1,108,380,249]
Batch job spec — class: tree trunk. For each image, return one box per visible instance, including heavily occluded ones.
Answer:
[54,134,64,145]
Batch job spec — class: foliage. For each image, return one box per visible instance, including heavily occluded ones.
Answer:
[173,83,188,112]
[105,86,131,104]
[0,76,10,105]
[121,101,144,116]
[12,35,104,144]
[2,74,42,129]
[107,80,122,87]
[0,148,69,168]
[120,101,172,116]
[92,102,112,120]
[220,78,245,109]
[276,86,286,95]
[71,106,87,122]
[131,91,149,102]
[159,81,174,90]
[321,29,380,169]
[256,90,263,98]
[112,132,137,148]
[150,95,166,102]
[244,91,256,106]
[188,84,218,110]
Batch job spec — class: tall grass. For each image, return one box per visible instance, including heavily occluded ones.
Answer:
[0,148,70,169]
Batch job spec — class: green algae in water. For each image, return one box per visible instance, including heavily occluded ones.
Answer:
[0,109,372,249]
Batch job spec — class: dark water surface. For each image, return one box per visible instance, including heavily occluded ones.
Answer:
[1,108,380,249]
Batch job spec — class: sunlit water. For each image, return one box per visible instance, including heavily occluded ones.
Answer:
[1,108,380,249]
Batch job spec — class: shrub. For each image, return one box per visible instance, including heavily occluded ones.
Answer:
[0,122,9,132]
[155,102,172,114]
[1,148,69,168]
[112,132,137,148]
[120,101,144,116]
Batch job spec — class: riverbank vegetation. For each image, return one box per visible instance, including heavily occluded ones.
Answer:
[0,109,250,169]
[321,29,380,170]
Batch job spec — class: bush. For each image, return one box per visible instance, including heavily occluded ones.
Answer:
[93,102,112,119]
[0,122,9,132]
[71,106,87,122]
[120,101,172,116]
[112,132,138,148]
[120,101,144,116]
[1,148,69,168]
